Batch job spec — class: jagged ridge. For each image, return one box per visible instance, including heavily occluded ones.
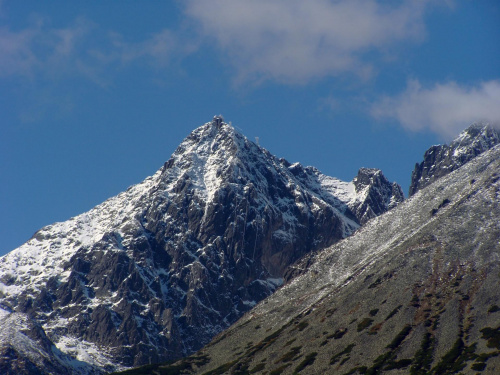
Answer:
[409,122,500,196]
[0,117,403,374]
[151,143,500,375]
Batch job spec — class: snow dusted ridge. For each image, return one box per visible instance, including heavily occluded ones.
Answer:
[0,116,403,374]
[0,170,162,299]
[409,122,500,196]
[173,146,500,375]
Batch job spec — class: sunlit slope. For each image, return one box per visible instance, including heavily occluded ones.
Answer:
[138,144,500,374]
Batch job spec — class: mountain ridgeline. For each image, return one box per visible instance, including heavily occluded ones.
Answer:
[0,117,403,374]
[127,126,500,374]
[409,123,500,196]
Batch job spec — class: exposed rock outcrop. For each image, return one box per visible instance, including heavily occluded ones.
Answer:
[409,123,500,196]
[0,117,401,374]
[148,143,500,375]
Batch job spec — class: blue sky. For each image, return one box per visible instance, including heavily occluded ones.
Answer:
[1,0,499,256]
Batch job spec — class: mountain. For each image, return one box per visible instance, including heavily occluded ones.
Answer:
[348,168,404,225]
[0,116,402,374]
[409,123,500,196]
[139,143,500,374]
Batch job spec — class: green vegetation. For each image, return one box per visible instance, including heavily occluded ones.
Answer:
[368,323,382,335]
[331,344,355,365]
[384,359,412,370]
[296,321,309,331]
[368,278,382,289]
[245,321,292,357]
[470,350,500,372]
[269,364,290,375]
[357,318,374,332]
[471,362,486,371]
[431,198,451,216]
[410,332,435,375]
[367,352,393,374]
[203,360,239,375]
[332,328,348,339]
[385,305,402,321]
[340,356,350,365]
[249,362,266,373]
[387,324,412,350]
[361,323,415,374]
[293,352,317,374]
[480,326,500,349]
[275,346,302,363]
[476,351,500,362]
[431,338,477,375]
[113,353,212,375]
[325,308,337,317]
[344,366,368,374]
[432,315,440,330]
[488,304,500,313]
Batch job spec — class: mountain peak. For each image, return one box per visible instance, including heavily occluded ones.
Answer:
[0,118,404,374]
[211,114,225,128]
[350,167,404,224]
[160,116,251,201]
[409,122,500,196]
[451,122,500,152]
[164,138,500,375]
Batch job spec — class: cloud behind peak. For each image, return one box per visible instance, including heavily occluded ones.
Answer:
[185,0,432,84]
[371,79,500,138]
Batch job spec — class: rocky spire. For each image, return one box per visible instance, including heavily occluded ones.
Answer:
[409,123,500,196]
[349,168,405,225]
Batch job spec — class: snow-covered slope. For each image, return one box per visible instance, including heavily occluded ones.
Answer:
[0,117,402,374]
[159,144,500,375]
[409,122,500,196]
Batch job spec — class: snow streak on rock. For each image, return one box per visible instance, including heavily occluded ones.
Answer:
[0,116,402,374]
[409,122,500,196]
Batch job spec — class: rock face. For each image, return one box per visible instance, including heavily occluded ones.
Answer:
[0,310,90,375]
[349,168,404,225]
[150,144,500,375]
[409,123,500,196]
[0,117,402,374]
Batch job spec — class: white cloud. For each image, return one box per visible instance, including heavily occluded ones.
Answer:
[371,79,500,138]
[106,29,197,68]
[0,18,192,83]
[0,18,100,80]
[184,0,433,84]
[0,26,38,77]
[0,16,197,123]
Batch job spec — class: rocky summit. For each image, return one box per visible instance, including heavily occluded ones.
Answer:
[0,117,402,374]
[140,143,500,375]
[409,123,500,196]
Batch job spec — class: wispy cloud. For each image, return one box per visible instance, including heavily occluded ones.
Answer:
[0,17,193,84]
[1,1,448,87]
[105,29,197,68]
[371,79,500,138]
[0,15,197,122]
[184,0,435,85]
[0,18,92,79]
[0,26,38,77]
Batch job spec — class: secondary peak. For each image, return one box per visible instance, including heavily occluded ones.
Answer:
[212,115,225,129]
